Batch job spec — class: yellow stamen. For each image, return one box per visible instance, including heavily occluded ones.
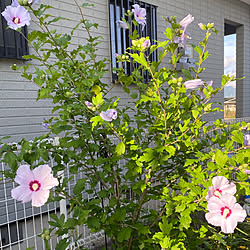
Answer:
[32,183,39,191]
[213,190,222,198]
[14,18,19,24]
[222,208,230,218]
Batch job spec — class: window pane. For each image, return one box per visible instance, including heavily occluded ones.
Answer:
[109,0,157,81]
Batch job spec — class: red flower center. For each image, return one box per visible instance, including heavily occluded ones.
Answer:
[221,206,232,218]
[12,17,20,24]
[213,189,222,198]
[29,180,41,192]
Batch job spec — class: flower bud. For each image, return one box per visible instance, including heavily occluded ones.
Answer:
[116,20,129,29]
[198,23,206,30]
[45,235,50,241]
[11,64,17,70]
[172,78,178,84]
[65,91,73,97]
[142,39,151,51]
[207,23,214,29]
[178,77,183,82]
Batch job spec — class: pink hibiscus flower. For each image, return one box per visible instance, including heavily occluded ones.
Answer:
[1,2,31,30]
[132,4,146,30]
[100,109,117,122]
[184,79,204,90]
[11,164,58,207]
[205,194,247,234]
[206,176,236,200]
[244,134,250,146]
[179,14,194,41]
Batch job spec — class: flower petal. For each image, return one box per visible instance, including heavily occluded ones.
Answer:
[231,204,247,222]
[31,189,50,207]
[11,185,32,203]
[207,197,224,211]
[14,165,34,185]
[221,217,237,234]
[220,194,236,207]
[212,176,228,189]
[205,211,222,227]
[33,164,53,183]
[220,183,236,196]
[41,175,59,190]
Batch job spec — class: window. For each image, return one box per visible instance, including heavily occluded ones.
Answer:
[0,0,29,59]
[109,0,157,81]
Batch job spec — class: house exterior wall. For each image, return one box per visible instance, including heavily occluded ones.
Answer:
[0,0,250,142]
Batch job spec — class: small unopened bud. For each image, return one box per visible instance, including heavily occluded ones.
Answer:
[142,39,151,51]
[198,23,206,30]
[11,64,17,70]
[172,78,178,84]
[44,230,50,236]
[167,16,172,22]
[178,77,183,82]
[65,91,73,98]
[85,101,93,108]
[207,23,214,29]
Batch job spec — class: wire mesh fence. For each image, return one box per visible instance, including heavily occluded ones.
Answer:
[0,117,249,250]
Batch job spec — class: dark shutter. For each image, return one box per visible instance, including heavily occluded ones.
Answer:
[109,0,157,82]
[0,0,29,59]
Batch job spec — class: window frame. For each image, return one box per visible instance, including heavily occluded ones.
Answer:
[109,0,158,82]
[0,0,29,60]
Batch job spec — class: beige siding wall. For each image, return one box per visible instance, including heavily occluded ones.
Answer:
[0,0,250,142]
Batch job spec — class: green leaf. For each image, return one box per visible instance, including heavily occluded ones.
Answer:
[92,92,104,106]
[65,218,78,229]
[193,45,202,55]
[231,130,244,144]
[53,125,72,134]
[82,3,94,7]
[215,150,228,167]
[192,109,199,119]
[130,92,138,99]
[164,27,172,40]
[117,227,132,243]
[47,17,69,25]
[115,142,125,156]
[55,239,69,250]
[179,215,192,230]
[90,116,103,130]
[175,203,186,213]
[87,216,100,229]
[130,53,148,68]
[3,152,17,169]
[73,179,86,195]
[182,69,192,79]
[165,146,176,157]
